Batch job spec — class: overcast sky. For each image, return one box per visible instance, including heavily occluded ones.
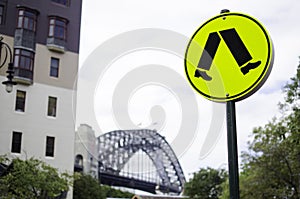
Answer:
[77,0,300,177]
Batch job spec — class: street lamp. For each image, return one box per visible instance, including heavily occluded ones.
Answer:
[0,36,17,93]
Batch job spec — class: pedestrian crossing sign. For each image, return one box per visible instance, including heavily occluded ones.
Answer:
[185,12,274,102]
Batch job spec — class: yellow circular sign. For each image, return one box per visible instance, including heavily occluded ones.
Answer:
[185,12,274,102]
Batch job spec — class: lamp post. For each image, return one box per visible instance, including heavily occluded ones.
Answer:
[0,36,17,93]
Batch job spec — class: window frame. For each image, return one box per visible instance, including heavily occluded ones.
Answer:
[15,90,26,112]
[48,16,68,41]
[17,8,37,31]
[47,96,57,117]
[0,5,4,25]
[13,48,35,71]
[11,131,22,153]
[45,136,55,157]
[50,57,59,78]
[51,0,70,6]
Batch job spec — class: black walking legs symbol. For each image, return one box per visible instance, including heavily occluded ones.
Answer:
[194,28,261,81]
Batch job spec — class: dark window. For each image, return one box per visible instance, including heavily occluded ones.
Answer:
[15,90,26,112]
[75,154,83,166]
[14,48,34,71]
[17,9,37,31]
[0,5,4,25]
[47,96,57,117]
[48,17,67,40]
[45,136,55,157]
[11,132,22,153]
[13,48,34,80]
[50,57,59,77]
[51,0,69,6]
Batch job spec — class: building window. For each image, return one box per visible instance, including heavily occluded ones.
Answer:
[50,57,59,77]
[17,8,37,31]
[11,132,22,153]
[14,48,35,80]
[51,0,69,6]
[74,154,83,172]
[48,17,67,40]
[47,96,57,117]
[14,49,34,70]
[15,90,26,112]
[0,5,4,25]
[75,154,83,166]
[45,136,55,157]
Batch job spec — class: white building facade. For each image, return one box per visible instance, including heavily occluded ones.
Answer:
[0,0,82,198]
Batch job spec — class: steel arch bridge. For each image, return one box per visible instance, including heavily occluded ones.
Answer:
[98,129,186,194]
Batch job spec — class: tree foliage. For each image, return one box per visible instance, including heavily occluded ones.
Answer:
[73,173,104,199]
[0,156,71,199]
[184,167,227,199]
[73,173,134,199]
[237,63,300,198]
[101,185,134,198]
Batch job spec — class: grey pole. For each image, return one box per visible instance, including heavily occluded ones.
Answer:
[226,100,240,199]
[221,9,240,199]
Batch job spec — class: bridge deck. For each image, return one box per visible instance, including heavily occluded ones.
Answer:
[99,172,181,194]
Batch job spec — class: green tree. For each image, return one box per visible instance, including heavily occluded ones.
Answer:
[184,167,227,199]
[73,173,104,199]
[73,173,134,199]
[237,63,300,198]
[0,156,71,199]
[102,185,134,198]
[220,171,250,199]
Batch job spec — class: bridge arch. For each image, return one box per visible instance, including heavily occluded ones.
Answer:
[98,129,186,194]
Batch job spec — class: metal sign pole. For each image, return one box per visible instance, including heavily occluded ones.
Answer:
[185,8,273,198]
[226,101,240,199]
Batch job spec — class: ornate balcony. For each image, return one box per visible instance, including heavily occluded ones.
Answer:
[14,68,33,85]
[14,29,36,51]
[47,37,66,53]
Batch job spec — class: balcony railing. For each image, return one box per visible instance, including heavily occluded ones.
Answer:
[14,29,36,51]
[47,37,66,53]
[14,68,33,85]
